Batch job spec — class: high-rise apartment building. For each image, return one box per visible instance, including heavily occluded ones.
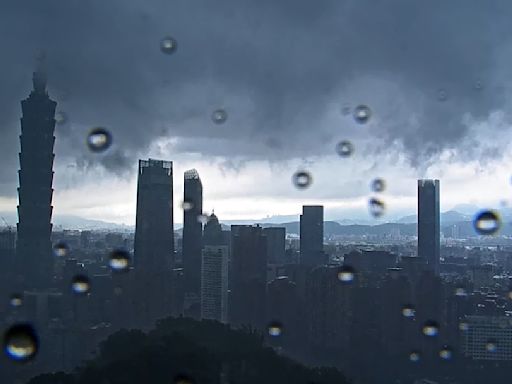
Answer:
[418,179,440,275]
[200,245,229,323]
[300,205,325,267]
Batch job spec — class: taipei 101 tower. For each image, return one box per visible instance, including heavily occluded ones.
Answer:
[16,57,57,289]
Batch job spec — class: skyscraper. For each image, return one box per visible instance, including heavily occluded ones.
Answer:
[200,245,229,323]
[182,169,203,317]
[16,64,57,289]
[300,205,325,267]
[417,179,440,275]
[229,225,267,329]
[263,227,286,264]
[133,159,174,323]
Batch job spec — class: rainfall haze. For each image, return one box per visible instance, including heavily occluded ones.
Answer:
[1,0,512,225]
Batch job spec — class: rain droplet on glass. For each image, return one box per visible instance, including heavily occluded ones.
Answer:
[459,322,469,332]
[401,305,415,318]
[409,351,420,362]
[370,178,386,193]
[437,88,448,101]
[455,287,467,297]
[486,340,497,353]
[422,320,439,337]
[53,241,69,257]
[71,275,91,295]
[9,294,23,308]
[292,170,312,190]
[197,214,209,224]
[87,127,112,153]
[368,198,385,218]
[181,200,194,211]
[439,346,453,360]
[211,109,228,124]
[267,321,283,337]
[160,36,178,54]
[336,140,354,157]
[337,265,355,283]
[353,105,371,124]
[473,210,501,235]
[341,104,351,116]
[55,111,67,125]
[109,249,130,272]
[3,323,38,362]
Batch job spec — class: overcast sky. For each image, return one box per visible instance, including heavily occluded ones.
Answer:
[1,0,512,224]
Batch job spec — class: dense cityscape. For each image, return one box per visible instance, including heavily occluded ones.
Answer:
[0,67,511,384]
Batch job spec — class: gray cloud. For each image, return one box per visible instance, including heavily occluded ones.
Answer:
[0,0,511,195]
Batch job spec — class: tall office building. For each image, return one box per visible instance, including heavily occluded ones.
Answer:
[133,159,174,324]
[203,213,224,246]
[417,179,440,275]
[300,205,325,266]
[200,245,229,323]
[229,225,267,329]
[263,227,286,264]
[182,169,203,317]
[16,64,57,289]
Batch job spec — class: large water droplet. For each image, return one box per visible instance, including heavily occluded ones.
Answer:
[71,275,91,295]
[87,128,112,153]
[368,198,385,218]
[473,210,501,235]
[109,250,130,272]
[211,109,228,124]
[337,266,355,283]
[370,178,386,193]
[409,351,421,362]
[160,36,178,54]
[454,287,467,297]
[353,105,372,124]
[9,294,23,308]
[459,322,469,332]
[341,104,351,116]
[292,170,312,189]
[53,241,69,257]
[401,305,416,318]
[55,111,67,125]
[197,214,209,224]
[3,324,38,362]
[437,89,448,101]
[267,321,283,337]
[422,320,439,337]
[181,200,194,211]
[336,140,354,157]
[486,340,498,353]
[439,346,453,360]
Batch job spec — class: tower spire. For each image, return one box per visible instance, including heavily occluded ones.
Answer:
[32,51,47,94]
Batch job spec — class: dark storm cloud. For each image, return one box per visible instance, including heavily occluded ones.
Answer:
[0,0,511,194]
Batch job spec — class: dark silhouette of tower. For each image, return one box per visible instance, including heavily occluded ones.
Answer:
[16,62,57,289]
[182,169,203,318]
[418,179,440,275]
[300,205,325,267]
[263,227,286,264]
[133,159,174,324]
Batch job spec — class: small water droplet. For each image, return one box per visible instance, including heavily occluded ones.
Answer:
[486,340,498,353]
[181,200,194,211]
[473,210,501,235]
[439,346,453,360]
[109,249,130,272]
[341,104,351,116]
[336,140,354,157]
[455,287,467,297]
[197,214,209,224]
[160,36,178,54]
[53,241,69,257]
[3,324,38,362]
[368,198,385,218]
[401,305,416,318]
[87,128,112,153]
[422,320,439,337]
[337,266,355,283]
[409,351,421,362]
[437,89,448,101]
[211,109,228,124]
[353,105,371,123]
[267,321,283,337]
[474,80,483,91]
[71,275,91,295]
[9,294,23,308]
[370,178,386,193]
[292,170,312,189]
[459,322,469,332]
[55,111,67,125]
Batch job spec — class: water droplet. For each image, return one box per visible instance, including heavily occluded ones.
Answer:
[353,105,371,124]
[336,140,354,157]
[160,36,178,54]
[401,305,416,318]
[422,320,439,337]
[55,111,67,125]
[267,321,283,337]
[9,294,23,308]
[455,287,467,297]
[211,109,228,124]
[71,275,91,295]
[459,322,469,332]
[109,250,130,272]
[87,128,112,153]
[3,324,38,362]
[370,178,386,193]
[53,241,69,257]
[473,210,501,235]
[486,340,498,353]
[181,200,194,211]
[341,104,351,116]
[474,80,483,91]
[368,198,385,218]
[437,89,448,101]
[292,170,312,189]
[409,351,421,362]
[197,214,209,224]
[439,346,453,360]
[337,266,355,283]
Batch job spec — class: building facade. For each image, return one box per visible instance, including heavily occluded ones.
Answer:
[200,245,229,323]
[417,179,440,275]
[300,205,325,267]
